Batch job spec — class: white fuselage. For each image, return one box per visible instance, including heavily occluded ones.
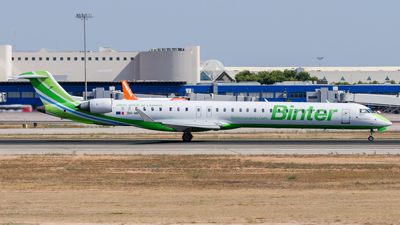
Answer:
[103,100,391,130]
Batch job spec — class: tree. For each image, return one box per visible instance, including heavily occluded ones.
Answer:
[234,69,320,85]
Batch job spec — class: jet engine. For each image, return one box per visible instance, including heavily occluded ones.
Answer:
[76,98,113,114]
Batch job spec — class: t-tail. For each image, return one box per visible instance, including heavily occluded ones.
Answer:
[14,71,82,113]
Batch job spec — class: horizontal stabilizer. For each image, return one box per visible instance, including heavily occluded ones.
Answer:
[10,75,49,79]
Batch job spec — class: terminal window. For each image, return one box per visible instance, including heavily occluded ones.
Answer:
[8,92,20,98]
[290,92,302,98]
[21,92,33,98]
[262,92,274,98]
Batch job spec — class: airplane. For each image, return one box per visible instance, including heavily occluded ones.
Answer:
[15,71,392,142]
[121,80,187,101]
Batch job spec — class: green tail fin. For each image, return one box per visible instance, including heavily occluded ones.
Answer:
[18,71,78,105]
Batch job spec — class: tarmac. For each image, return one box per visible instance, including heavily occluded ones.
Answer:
[0,112,399,155]
[0,139,399,155]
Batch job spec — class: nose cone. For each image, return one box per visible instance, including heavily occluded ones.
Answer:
[375,114,392,127]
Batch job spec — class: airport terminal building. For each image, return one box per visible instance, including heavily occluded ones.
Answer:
[1,44,400,112]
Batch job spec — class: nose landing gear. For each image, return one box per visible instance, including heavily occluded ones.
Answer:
[182,132,193,142]
[368,129,374,142]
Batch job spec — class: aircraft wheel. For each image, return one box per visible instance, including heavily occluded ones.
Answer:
[368,136,374,142]
[182,133,192,142]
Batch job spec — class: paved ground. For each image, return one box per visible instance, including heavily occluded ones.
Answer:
[1,112,400,134]
[1,139,399,155]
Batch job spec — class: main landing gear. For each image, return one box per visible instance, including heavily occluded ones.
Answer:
[182,132,193,142]
[368,129,374,142]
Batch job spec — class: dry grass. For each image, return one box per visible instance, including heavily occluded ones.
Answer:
[1,155,400,224]
[0,130,400,140]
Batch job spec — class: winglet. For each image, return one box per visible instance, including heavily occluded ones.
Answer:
[135,107,157,123]
[122,80,138,100]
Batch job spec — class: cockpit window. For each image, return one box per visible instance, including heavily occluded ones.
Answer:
[360,109,375,113]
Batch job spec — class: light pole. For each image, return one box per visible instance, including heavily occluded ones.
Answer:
[317,57,323,67]
[76,13,93,101]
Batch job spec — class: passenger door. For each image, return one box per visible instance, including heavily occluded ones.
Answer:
[206,106,212,118]
[196,106,201,118]
[342,109,350,124]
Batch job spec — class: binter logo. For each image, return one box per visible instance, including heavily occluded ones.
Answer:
[271,105,338,121]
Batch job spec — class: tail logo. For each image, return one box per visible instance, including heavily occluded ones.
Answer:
[122,80,138,100]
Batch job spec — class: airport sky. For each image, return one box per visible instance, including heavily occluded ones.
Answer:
[1,0,400,67]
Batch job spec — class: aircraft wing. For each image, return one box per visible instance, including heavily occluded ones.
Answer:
[135,108,221,132]
[160,121,221,132]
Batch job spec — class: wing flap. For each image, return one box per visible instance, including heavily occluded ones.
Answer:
[161,121,221,132]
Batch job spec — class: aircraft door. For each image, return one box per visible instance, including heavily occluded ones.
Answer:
[342,109,350,124]
[196,106,201,117]
[206,106,212,118]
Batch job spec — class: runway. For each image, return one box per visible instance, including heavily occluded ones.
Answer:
[1,139,399,155]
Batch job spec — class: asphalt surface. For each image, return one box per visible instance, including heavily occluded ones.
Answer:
[1,139,399,155]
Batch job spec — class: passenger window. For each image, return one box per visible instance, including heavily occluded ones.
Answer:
[270,109,273,113]
[239,108,242,112]
[151,107,154,111]
[216,108,219,112]
[246,108,249,112]
[185,107,188,112]
[177,107,180,111]
[231,108,234,112]
[208,108,211,112]
[223,108,226,112]
[254,108,256,112]
[159,107,162,111]
[197,108,200,112]
[143,107,146,111]
[262,108,265,113]
[170,107,172,111]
